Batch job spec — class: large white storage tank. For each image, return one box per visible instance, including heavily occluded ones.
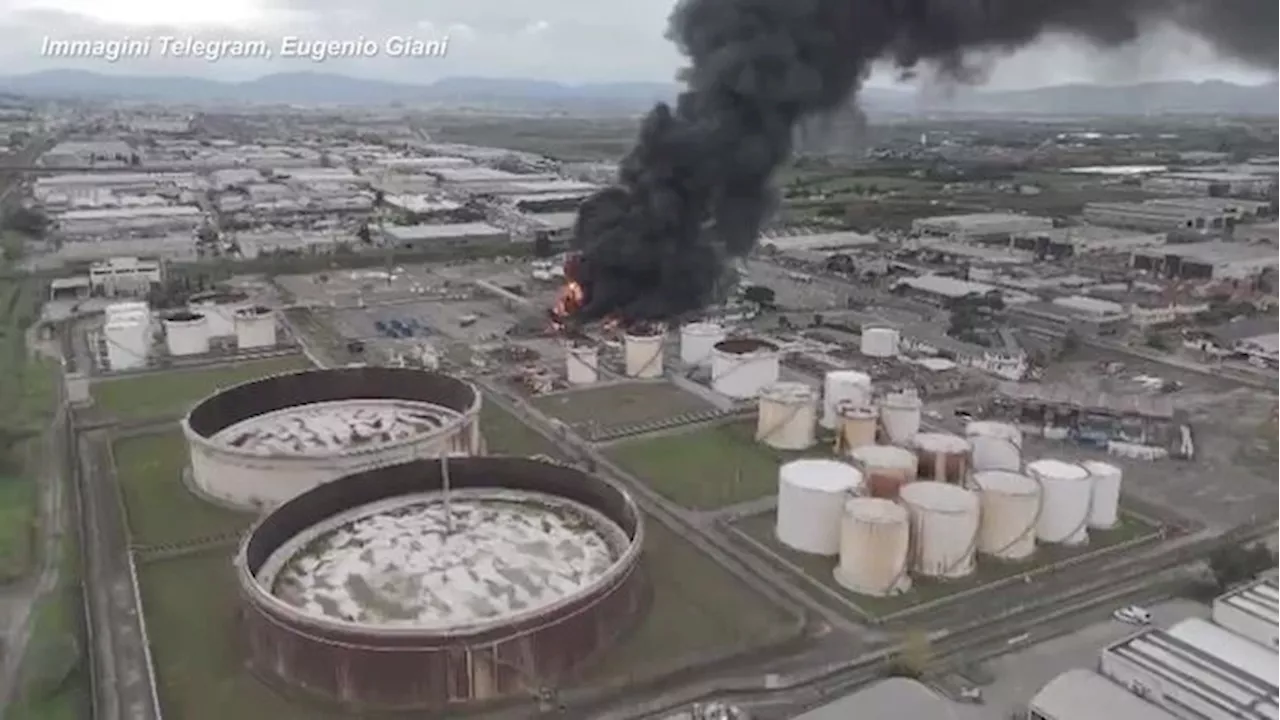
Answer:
[821,370,872,429]
[834,404,878,455]
[104,314,150,371]
[834,498,911,597]
[966,421,1023,472]
[775,459,863,556]
[879,389,922,445]
[163,311,210,357]
[623,328,665,379]
[1026,459,1093,546]
[849,445,917,500]
[1082,460,1122,529]
[679,321,725,367]
[972,470,1041,561]
[859,326,900,358]
[756,382,817,450]
[565,342,599,385]
[900,481,980,579]
[189,291,251,337]
[911,432,971,485]
[233,306,277,350]
[711,338,780,399]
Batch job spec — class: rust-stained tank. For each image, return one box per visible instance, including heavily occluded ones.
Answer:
[236,456,646,711]
[911,432,972,485]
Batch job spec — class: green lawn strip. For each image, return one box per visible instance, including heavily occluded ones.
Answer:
[91,355,312,421]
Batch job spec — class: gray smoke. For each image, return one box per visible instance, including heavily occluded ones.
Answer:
[567,0,1277,323]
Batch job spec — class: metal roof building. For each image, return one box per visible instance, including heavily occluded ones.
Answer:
[1030,669,1176,720]
[1167,618,1280,687]
[1214,576,1280,650]
[790,678,984,720]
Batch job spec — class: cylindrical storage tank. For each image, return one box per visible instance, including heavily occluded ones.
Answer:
[859,326,900,358]
[835,404,878,455]
[972,470,1041,561]
[565,342,599,385]
[623,330,664,379]
[821,370,873,429]
[679,321,725,367]
[899,481,980,579]
[104,316,150,371]
[190,290,252,337]
[234,306,277,350]
[848,445,917,500]
[879,389,922,445]
[911,432,971,485]
[710,338,780,400]
[833,498,911,597]
[966,421,1023,472]
[1026,459,1093,546]
[163,311,211,357]
[1082,460,1122,529]
[756,382,817,451]
[775,459,862,555]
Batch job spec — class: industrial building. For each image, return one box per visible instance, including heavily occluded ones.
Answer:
[1131,242,1279,282]
[1083,201,1228,233]
[87,256,164,297]
[234,230,343,259]
[1212,575,1279,650]
[1029,669,1175,720]
[54,205,204,238]
[1145,197,1274,221]
[1009,226,1167,256]
[182,366,484,509]
[383,222,511,251]
[1143,171,1277,199]
[788,678,984,719]
[911,213,1055,242]
[1010,296,1129,336]
[41,139,135,167]
[236,456,645,710]
[759,229,878,253]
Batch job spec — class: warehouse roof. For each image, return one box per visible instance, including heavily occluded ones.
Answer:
[790,678,983,720]
[384,222,508,242]
[1087,201,1211,218]
[760,230,877,251]
[914,212,1053,232]
[1031,669,1175,720]
[1167,618,1280,686]
[995,381,1175,419]
[1216,575,1279,629]
[895,274,1001,299]
[1134,241,1278,264]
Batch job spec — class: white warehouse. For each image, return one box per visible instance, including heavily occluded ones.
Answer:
[1213,575,1279,650]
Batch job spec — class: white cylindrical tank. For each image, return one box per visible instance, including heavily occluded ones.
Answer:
[834,498,912,597]
[912,432,971,485]
[821,370,873,429]
[775,459,863,555]
[565,342,599,385]
[233,306,277,349]
[711,338,780,399]
[860,326,900,358]
[756,382,817,450]
[848,445,917,500]
[1082,460,1122,529]
[106,301,148,321]
[623,329,665,379]
[972,470,1041,561]
[189,292,251,337]
[900,481,981,579]
[163,312,210,357]
[1026,459,1093,546]
[879,389,922,445]
[835,404,878,455]
[679,321,725,367]
[104,315,150,371]
[966,421,1023,472]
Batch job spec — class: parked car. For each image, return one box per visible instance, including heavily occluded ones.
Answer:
[1113,605,1152,625]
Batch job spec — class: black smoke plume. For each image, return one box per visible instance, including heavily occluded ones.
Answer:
[566,0,1277,324]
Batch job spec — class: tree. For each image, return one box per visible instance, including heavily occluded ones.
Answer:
[887,628,932,678]
[356,224,373,245]
[1207,543,1276,591]
[2,207,49,237]
[742,285,776,308]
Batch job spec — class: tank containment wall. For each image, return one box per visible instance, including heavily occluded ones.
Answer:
[821,370,873,429]
[849,445,917,500]
[966,421,1023,472]
[1027,459,1093,546]
[879,389,922,445]
[972,470,1041,561]
[834,498,911,597]
[834,404,878,455]
[860,327,900,358]
[756,382,817,451]
[900,481,980,579]
[911,432,971,485]
[565,343,600,385]
[710,339,780,399]
[1082,460,1122,529]
[679,322,725,367]
[234,306,277,350]
[164,312,211,357]
[775,459,862,555]
[623,331,664,379]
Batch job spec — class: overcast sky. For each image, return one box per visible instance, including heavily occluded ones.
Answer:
[0,0,1275,87]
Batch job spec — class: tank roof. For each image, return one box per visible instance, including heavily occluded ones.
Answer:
[781,459,861,492]
[900,481,978,512]
[973,470,1040,495]
[1027,458,1089,481]
[851,444,916,465]
[165,311,205,323]
[715,337,778,354]
[845,496,907,522]
[211,399,460,456]
[761,381,815,401]
[1081,460,1121,476]
[912,432,970,453]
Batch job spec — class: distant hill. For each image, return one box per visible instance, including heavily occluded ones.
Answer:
[0,70,1274,116]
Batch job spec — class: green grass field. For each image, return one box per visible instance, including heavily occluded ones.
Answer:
[736,510,1158,617]
[91,355,312,421]
[481,397,566,458]
[0,467,37,582]
[112,431,252,547]
[607,421,818,510]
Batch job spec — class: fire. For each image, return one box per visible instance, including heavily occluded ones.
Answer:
[552,279,584,324]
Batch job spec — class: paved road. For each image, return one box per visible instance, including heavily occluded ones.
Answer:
[76,429,159,720]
